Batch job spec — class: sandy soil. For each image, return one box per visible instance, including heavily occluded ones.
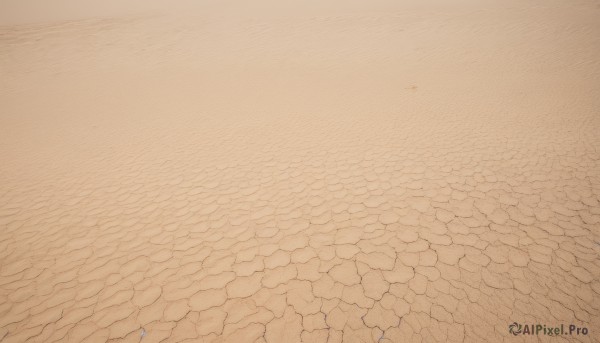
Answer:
[1,0,600,342]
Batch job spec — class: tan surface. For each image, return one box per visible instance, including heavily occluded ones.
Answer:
[1,0,600,342]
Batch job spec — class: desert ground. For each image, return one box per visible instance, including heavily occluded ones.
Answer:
[1,0,600,342]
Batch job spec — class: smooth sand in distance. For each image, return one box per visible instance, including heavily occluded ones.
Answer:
[1,0,600,342]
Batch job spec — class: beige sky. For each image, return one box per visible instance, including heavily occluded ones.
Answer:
[0,0,492,25]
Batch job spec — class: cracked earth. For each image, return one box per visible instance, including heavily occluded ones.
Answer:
[1,0,600,342]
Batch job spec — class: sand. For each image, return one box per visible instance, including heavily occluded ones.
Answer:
[1,0,600,342]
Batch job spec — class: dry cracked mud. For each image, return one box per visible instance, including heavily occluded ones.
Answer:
[1,0,600,342]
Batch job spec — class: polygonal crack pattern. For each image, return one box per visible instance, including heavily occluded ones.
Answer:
[1,4,600,343]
